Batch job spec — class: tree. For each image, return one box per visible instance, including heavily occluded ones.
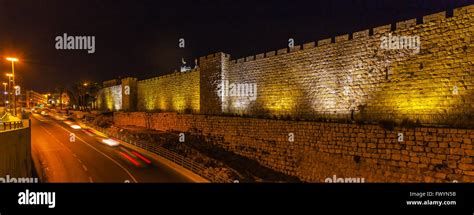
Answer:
[55,86,65,110]
[67,81,101,111]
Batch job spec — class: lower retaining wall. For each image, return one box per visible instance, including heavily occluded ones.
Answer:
[0,126,32,178]
[114,112,474,182]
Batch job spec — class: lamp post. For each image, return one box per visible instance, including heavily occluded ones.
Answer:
[14,85,20,109]
[83,82,88,110]
[5,73,13,113]
[6,57,19,115]
[2,82,7,111]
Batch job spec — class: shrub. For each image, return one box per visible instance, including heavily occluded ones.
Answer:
[400,118,421,128]
[379,119,396,130]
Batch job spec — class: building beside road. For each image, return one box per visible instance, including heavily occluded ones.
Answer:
[47,92,70,108]
[17,90,48,109]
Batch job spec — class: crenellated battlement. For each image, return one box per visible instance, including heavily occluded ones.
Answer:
[224,4,473,65]
[138,67,200,84]
[96,4,473,120]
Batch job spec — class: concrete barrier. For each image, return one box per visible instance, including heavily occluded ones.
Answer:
[0,120,32,178]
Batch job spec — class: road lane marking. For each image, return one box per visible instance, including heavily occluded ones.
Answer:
[51,122,139,183]
[38,117,139,183]
[37,148,62,152]
[38,124,92,182]
[39,125,67,148]
[32,113,50,122]
[38,122,73,152]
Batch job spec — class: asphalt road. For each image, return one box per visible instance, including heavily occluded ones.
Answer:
[30,113,192,183]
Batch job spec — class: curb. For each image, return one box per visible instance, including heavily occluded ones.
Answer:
[87,125,210,183]
[116,139,210,183]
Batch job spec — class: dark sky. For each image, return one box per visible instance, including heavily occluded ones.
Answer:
[0,0,473,92]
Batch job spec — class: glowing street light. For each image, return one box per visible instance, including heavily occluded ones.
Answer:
[2,82,6,109]
[82,82,89,110]
[4,75,12,112]
[6,57,19,115]
[6,57,18,62]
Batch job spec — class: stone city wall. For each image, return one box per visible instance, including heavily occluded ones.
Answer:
[98,5,473,125]
[114,111,474,182]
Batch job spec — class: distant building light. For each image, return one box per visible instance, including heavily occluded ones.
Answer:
[180,66,191,72]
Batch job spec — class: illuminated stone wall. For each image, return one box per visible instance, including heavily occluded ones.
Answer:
[100,5,473,122]
[122,77,138,111]
[106,5,474,183]
[136,69,200,113]
[217,5,473,123]
[114,112,474,182]
[96,84,122,111]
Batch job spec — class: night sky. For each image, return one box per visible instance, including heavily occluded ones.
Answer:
[0,0,473,92]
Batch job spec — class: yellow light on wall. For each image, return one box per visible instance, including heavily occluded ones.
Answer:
[159,96,167,110]
[172,95,186,111]
[263,89,297,115]
[392,93,446,114]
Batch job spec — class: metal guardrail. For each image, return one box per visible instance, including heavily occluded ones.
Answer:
[89,124,232,182]
[0,120,29,131]
[0,112,7,121]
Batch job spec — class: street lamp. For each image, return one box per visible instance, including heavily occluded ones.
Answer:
[82,82,89,110]
[5,74,13,113]
[2,82,7,110]
[6,57,19,115]
[6,57,18,62]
